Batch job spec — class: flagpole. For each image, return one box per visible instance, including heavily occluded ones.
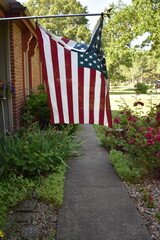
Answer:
[0,12,111,21]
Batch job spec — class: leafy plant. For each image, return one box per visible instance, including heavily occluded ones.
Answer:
[37,165,66,207]
[109,149,142,182]
[0,175,36,229]
[134,82,149,94]
[0,124,80,178]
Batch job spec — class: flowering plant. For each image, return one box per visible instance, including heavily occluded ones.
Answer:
[0,81,15,98]
[104,101,160,178]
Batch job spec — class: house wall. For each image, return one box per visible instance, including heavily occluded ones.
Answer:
[9,21,42,129]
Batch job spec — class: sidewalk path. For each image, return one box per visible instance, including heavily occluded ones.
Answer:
[57,125,151,240]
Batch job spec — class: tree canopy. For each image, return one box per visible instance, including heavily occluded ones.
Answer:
[26,0,91,42]
[102,0,160,84]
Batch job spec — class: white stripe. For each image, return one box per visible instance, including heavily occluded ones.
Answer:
[57,43,69,123]
[71,51,79,123]
[94,71,101,124]
[40,28,59,123]
[83,68,90,123]
[66,40,77,48]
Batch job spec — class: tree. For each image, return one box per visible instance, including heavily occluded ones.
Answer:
[102,0,160,84]
[26,0,91,42]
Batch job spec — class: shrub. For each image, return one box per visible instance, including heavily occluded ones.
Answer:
[0,124,80,178]
[109,149,143,181]
[22,90,50,128]
[134,82,149,94]
[95,102,160,180]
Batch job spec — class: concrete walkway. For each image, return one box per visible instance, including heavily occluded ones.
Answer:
[57,125,151,240]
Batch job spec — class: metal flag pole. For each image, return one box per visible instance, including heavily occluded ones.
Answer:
[0,12,111,21]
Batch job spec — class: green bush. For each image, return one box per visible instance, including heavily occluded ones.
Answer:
[109,149,143,182]
[134,82,149,94]
[0,124,80,178]
[22,90,50,128]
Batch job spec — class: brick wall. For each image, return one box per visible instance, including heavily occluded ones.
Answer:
[9,22,43,129]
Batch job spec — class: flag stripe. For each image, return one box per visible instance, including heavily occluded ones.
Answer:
[94,71,101,124]
[50,38,64,123]
[89,69,96,123]
[83,68,90,123]
[36,26,55,124]
[78,67,84,123]
[99,74,105,125]
[64,48,74,124]
[57,43,69,123]
[71,51,79,123]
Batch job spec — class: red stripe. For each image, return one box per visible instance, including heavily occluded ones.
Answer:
[64,49,74,124]
[78,67,84,123]
[106,88,113,128]
[61,38,70,44]
[89,69,96,124]
[36,24,55,124]
[99,74,105,125]
[50,38,64,123]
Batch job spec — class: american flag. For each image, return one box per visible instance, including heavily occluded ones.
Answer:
[36,17,112,127]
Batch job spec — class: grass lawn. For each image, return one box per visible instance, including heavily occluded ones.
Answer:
[110,86,160,115]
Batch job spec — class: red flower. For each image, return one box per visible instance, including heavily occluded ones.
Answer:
[145,133,154,139]
[134,101,144,106]
[148,195,154,202]
[128,116,137,122]
[146,139,155,146]
[113,117,120,124]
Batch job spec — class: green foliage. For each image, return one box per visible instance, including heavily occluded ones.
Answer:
[0,175,36,229]
[26,0,91,43]
[95,100,160,181]
[109,149,142,182]
[102,0,160,84]
[0,124,80,178]
[134,82,149,94]
[37,165,66,207]
[22,90,50,128]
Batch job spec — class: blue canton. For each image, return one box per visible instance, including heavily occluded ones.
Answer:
[72,18,108,79]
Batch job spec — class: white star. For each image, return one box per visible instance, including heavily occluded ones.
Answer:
[80,61,84,64]
[89,55,93,59]
[80,54,84,57]
[97,36,100,40]
[93,60,97,64]
[97,65,100,68]
[89,63,92,66]
[85,58,88,62]
[98,59,101,62]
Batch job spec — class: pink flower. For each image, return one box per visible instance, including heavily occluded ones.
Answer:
[113,118,120,124]
[145,133,154,139]
[148,195,154,202]
[146,139,155,146]
[128,139,135,144]
[147,127,155,132]
[128,116,137,122]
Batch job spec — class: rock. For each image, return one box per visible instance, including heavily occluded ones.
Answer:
[15,213,32,224]
[16,199,38,213]
[21,226,40,240]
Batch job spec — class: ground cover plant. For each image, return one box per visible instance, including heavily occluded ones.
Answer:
[94,89,160,182]
[0,123,80,234]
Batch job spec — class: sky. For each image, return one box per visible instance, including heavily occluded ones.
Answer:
[78,0,132,30]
